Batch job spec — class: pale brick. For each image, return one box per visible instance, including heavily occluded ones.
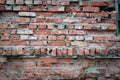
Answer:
[18,12,36,17]
[17,29,33,34]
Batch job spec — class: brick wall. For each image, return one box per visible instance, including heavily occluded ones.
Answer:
[0,0,120,79]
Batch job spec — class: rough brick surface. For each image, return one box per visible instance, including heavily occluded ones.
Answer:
[0,0,120,79]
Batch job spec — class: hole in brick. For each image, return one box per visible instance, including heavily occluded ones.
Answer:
[70,1,79,5]
[100,7,115,12]
[19,24,29,28]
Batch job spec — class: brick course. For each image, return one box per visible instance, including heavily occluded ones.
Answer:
[0,0,120,79]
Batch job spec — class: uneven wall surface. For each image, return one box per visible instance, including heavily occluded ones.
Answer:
[0,0,120,79]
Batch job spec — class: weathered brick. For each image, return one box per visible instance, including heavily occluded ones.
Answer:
[83,7,100,12]
[0,57,7,62]
[36,18,44,22]
[0,6,5,10]
[1,35,9,40]
[91,12,108,17]
[46,18,62,23]
[63,18,79,22]
[38,12,53,17]
[20,35,29,40]
[91,2,108,6]
[19,12,36,17]
[30,41,47,46]
[16,0,24,4]
[40,58,57,63]
[35,30,51,34]
[48,7,65,12]
[0,41,11,46]
[25,0,33,4]
[34,0,42,4]
[48,41,65,46]
[0,0,5,4]
[6,0,15,4]
[17,29,33,34]
[30,6,46,11]
[69,30,85,35]
[13,41,28,46]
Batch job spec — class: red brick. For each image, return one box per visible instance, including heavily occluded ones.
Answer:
[90,48,95,56]
[91,2,108,6]
[30,41,46,46]
[43,0,51,5]
[52,30,68,35]
[35,30,51,34]
[79,2,89,6]
[48,36,56,40]
[38,24,47,29]
[40,58,57,63]
[38,12,53,17]
[6,48,11,56]
[91,12,108,17]
[0,0,5,4]
[68,48,73,56]
[30,6,46,11]
[94,36,103,41]
[108,25,117,30]
[62,48,67,56]
[28,24,37,29]
[82,18,97,23]
[52,1,60,5]
[79,48,84,56]
[1,35,9,40]
[0,6,5,10]
[4,30,16,34]
[20,18,30,23]
[0,48,4,55]
[46,18,62,23]
[18,48,23,55]
[11,48,17,56]
[56,49,62,56]
[83,7,100,12]
[111,13,117,17]
[0,41,11,46]
[56,36,65,40]
[74,13,89,17]
[61,1,69,5]
[66,7,81,12]
[39,36,47,40]
[84,49,89,55]
[36,18,44,22]
[75,36,84,40]
[20,6,29,11]
[0,30,3,34]
[23,63,36,68]
[0,57,7,62]
[47,24,54,29]
[105,42,112,47]
[13,41,28,46]
[69,30,85,35]
[49,41,65,46]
